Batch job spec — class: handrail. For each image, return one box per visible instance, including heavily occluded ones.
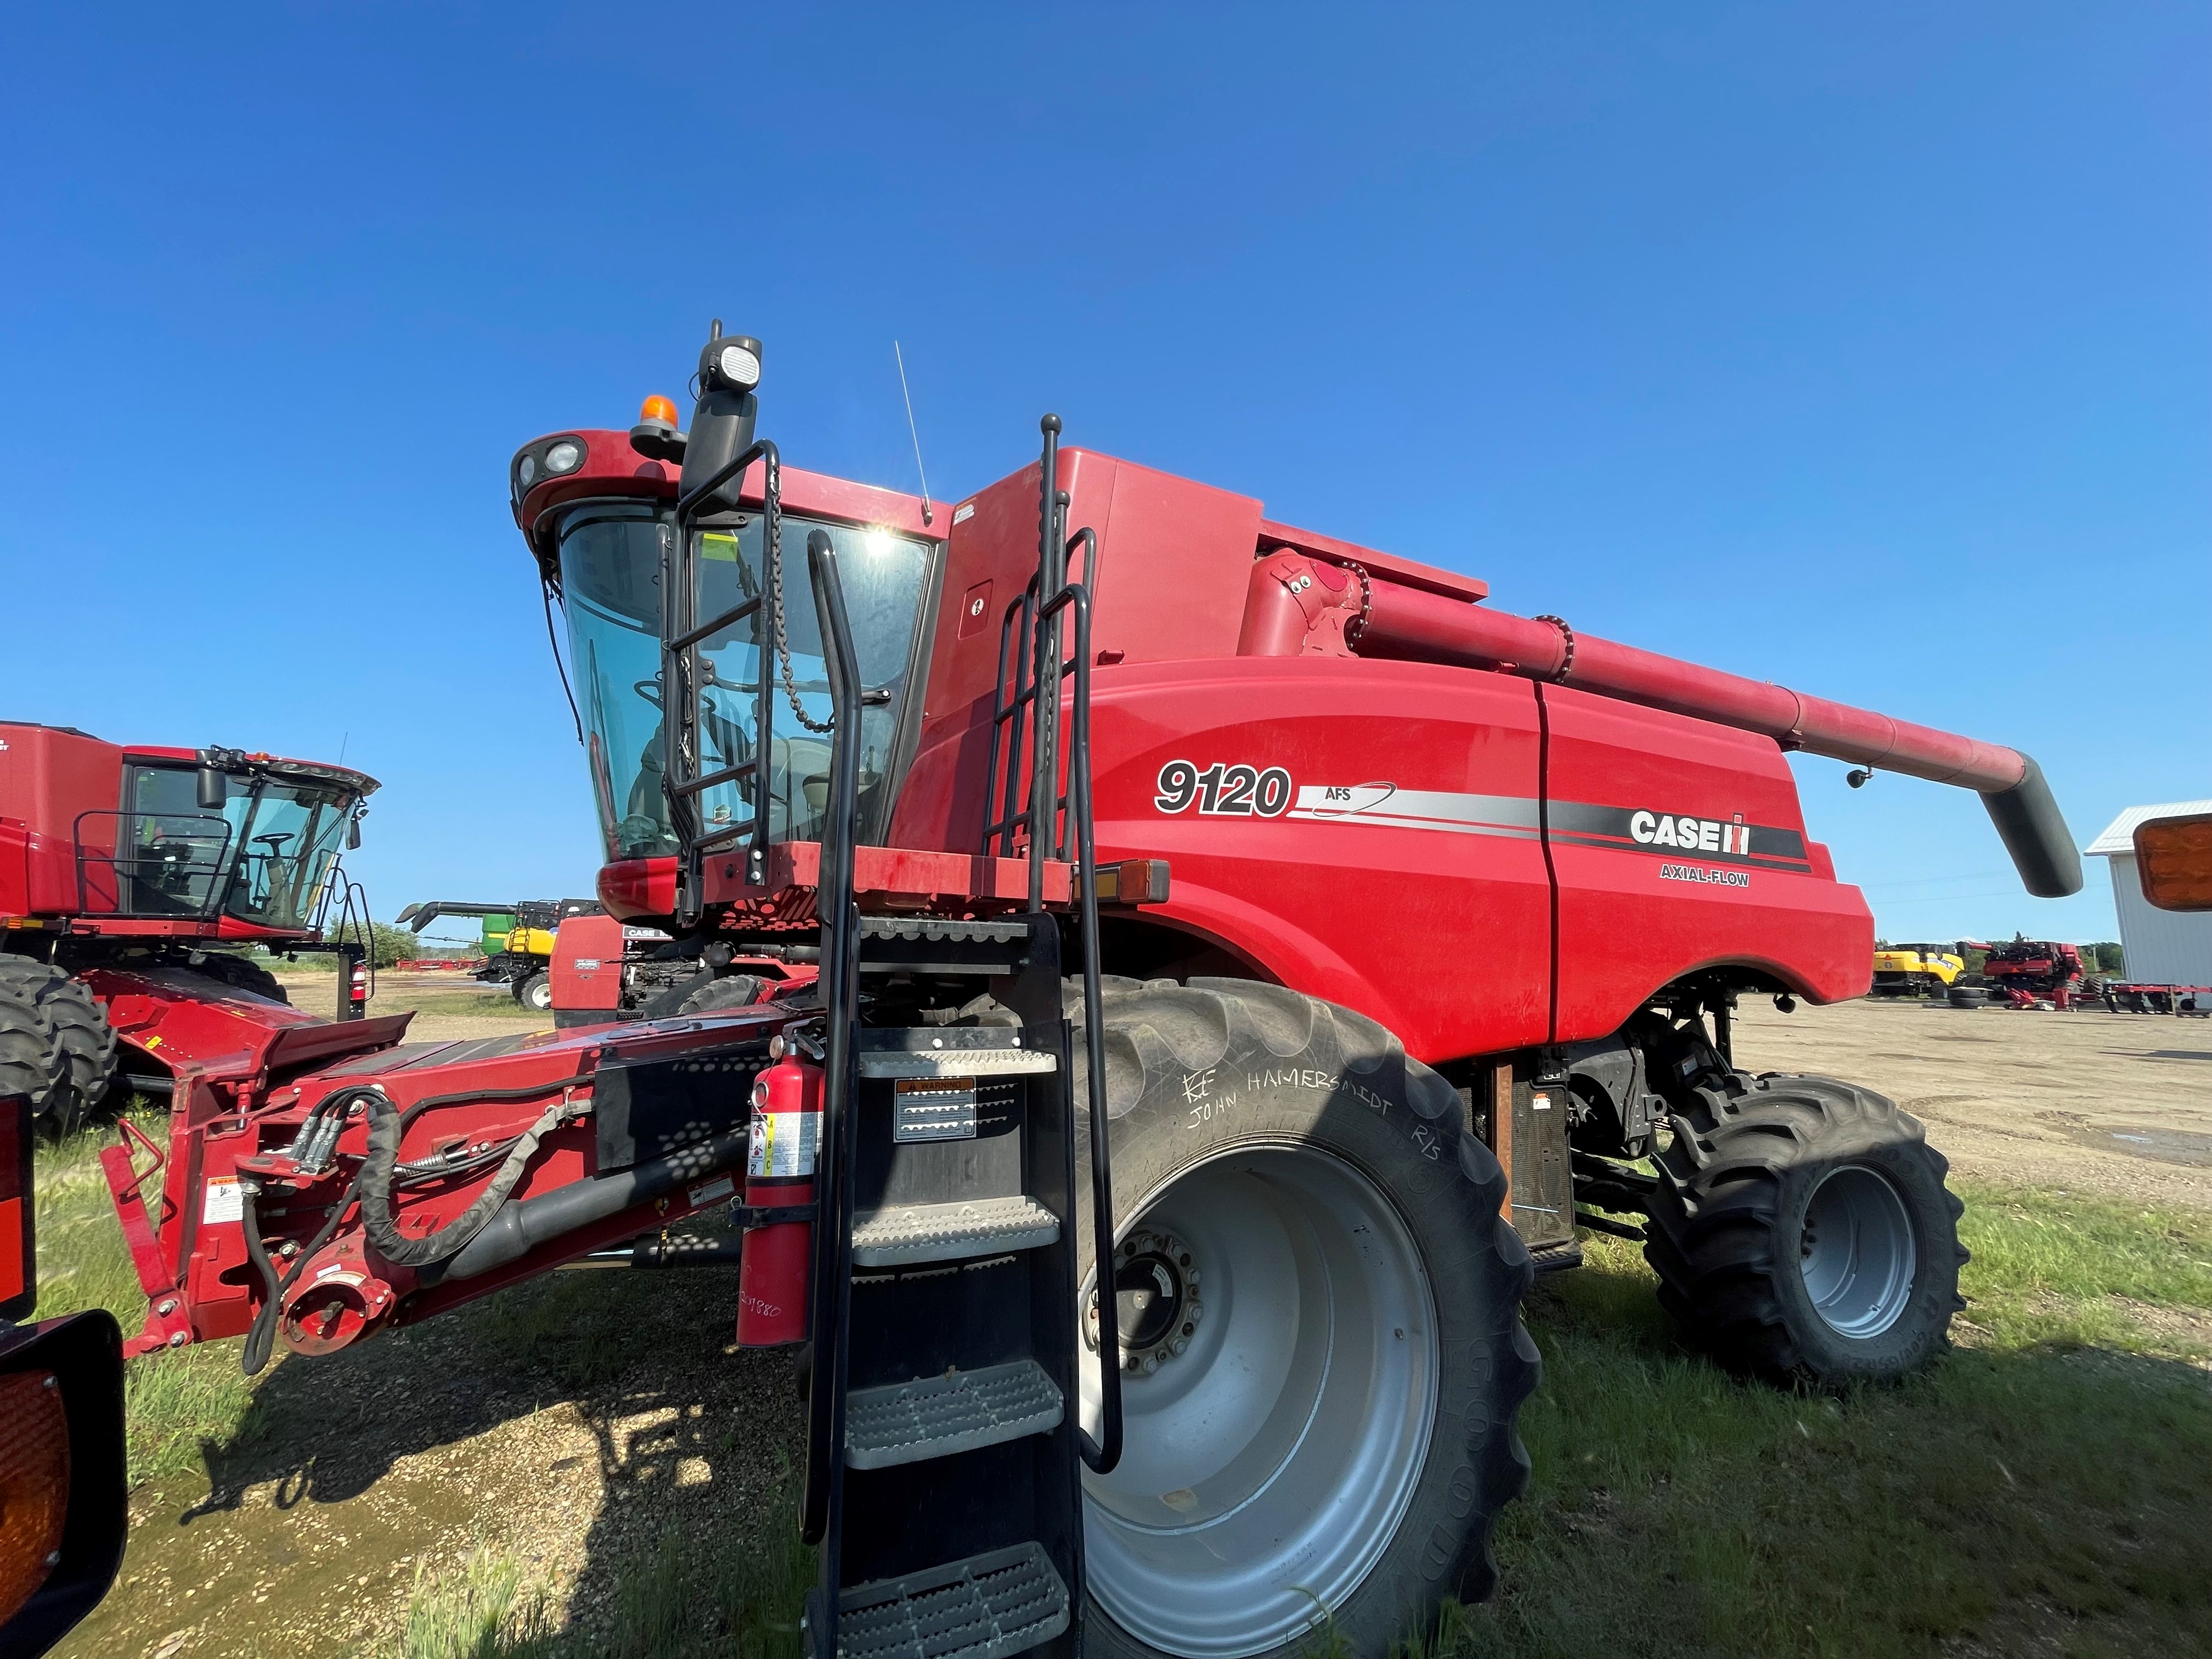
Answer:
[662,439,780,913]
[1036,581,1123,1474]
[74,810,235,921]
[800,532,862,1579]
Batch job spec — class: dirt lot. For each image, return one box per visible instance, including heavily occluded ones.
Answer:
[51,984,2212,1658]
[1732,994,2212,1209]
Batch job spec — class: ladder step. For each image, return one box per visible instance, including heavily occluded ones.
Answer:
[851,1196,1059,1266]
[858,1047,1056,1079]
[847,1360,1064,1470]
[837,1542,1070,1659]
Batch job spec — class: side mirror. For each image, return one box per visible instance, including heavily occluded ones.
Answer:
[0,1095,128,1657]
[346,817,363,851]
[195,765,226,812]
[2134,812,2212,912]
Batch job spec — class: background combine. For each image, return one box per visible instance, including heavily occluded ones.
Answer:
[395,896,602,1009]
[84,325,2085,1659]
[0,725,381,1129]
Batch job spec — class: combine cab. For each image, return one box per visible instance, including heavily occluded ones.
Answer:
[0,726,383,1125]
[107,324,2086,1658]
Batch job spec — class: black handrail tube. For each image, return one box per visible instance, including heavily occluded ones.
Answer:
[667,593,763,655]
[1028,421,1067,913]
[1036,582,1123,1475]
[663,440,780,914]
[799,534,864,1582]
[668,760,758,800]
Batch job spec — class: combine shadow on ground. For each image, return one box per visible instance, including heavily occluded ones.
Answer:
[151,1261,806,1656]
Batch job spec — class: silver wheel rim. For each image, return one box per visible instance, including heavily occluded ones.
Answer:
[1799,1164,1917,1339]
[1077,1145,1438,1658]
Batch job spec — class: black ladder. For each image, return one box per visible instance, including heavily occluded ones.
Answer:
[660,438,784,919]
[796,416,1120,1659]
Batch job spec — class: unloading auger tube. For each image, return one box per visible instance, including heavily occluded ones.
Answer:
[1244,554,2081,899]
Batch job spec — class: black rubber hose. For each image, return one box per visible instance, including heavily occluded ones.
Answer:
[238,1182,285,1376]
[237,1071,593,1375]
[356,1088,566,1268]
[425,1125,750,1282]
[1978,754,2083,899]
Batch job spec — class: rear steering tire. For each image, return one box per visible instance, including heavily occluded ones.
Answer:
[1644,1071,1966,1386]
[1070,979,1537,1659]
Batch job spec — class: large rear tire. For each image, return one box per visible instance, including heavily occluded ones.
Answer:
[1644,1072,1966,1386]
[189,951,290,1004]
[0,957,118,1125]
[1070,979,1537,1659]
[637,969,767,1019]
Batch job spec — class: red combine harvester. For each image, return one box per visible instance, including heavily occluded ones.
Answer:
[99,326,2081,1659]
[0,726,387,1132]
[1953,935,2092,1008]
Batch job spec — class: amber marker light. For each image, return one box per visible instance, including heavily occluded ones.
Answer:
[630,393,686,461]
[0,1369,70,1626]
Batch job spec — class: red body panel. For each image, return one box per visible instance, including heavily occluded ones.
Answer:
[550,913,627,1012]
[0,724,121,919]
[886,454,1876,1062]
[512,431,939,568]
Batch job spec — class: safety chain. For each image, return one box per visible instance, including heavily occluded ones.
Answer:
[1534,614,1576,682]
[1341,560,1374,650]
[764,456,833,736]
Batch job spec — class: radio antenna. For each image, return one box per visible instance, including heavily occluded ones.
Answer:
[894,340,935,526]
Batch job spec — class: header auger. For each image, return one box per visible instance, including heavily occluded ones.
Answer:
[97,318,2079,1659]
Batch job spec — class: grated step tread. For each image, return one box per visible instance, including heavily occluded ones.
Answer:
[851,1195,1060,1266]
[859,917,1032,945]
[837,1542,1070,1659]
[847,1360,1064,1469]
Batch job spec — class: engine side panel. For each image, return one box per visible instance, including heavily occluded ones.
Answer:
[1540,684,1871,1038]
[1074,657,1554,1060]
[893,656,1874,1063]
[0,723,123,917]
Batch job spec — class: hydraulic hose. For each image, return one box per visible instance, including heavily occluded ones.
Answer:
[355,1087,568,1268]
[237,1070,594,1375]
[426,1125,751,1282]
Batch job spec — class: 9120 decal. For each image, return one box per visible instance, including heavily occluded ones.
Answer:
[1154,759,1294,817]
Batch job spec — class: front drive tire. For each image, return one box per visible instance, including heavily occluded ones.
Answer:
[1644,1072,1967,1386]
[514,971,554,1012]
[1071,979,1538,1659]
[0,956,118,1125]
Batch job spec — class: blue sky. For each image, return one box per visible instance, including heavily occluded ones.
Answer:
[2,4,2204,949]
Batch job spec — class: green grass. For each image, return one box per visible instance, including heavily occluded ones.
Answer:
[388,1481,812,1659]
[32,1113,2211,1658]
[31,1112,263,1485]
[1423,1184,2212,1659]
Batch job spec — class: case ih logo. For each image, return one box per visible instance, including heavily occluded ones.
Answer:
[1629,811,1752,855]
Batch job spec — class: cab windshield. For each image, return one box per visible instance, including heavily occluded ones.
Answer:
[119,765,358,928]
[556,500,933,862]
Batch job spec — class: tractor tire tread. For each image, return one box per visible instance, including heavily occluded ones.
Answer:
[1644,1071,1968,1386]
[0,959,117,1120]
[1069,980,1536,1648]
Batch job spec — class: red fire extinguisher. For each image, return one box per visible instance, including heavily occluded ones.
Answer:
[735,1043,821,1346]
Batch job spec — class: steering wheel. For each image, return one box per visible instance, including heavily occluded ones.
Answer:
[254,833,295,854]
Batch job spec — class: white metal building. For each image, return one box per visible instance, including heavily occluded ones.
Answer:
[2085,799,2212,988]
